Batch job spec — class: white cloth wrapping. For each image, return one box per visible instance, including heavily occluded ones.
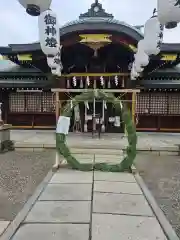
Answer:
[56,116,70,135]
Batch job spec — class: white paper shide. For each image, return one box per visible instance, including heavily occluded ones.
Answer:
[38,10,60,56]
[56,116,70,135]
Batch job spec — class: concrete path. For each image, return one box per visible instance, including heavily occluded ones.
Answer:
[11,130,180,152]
[3,154,178,239]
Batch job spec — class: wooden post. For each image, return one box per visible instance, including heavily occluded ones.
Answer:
[132,92,136,125]
[55,92,59,123]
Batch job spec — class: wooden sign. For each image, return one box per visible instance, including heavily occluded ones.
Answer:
[79,34,112,43]
[161,54,177,61]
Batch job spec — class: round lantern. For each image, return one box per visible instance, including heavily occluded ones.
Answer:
[131,63,140,78]
[134,51,149,67]
[51,66,61,76]
[143,38,161,56]
[47,56,58,68]
[18,0,52,16]
[38,10,60,56]
[130,71,137,80]
[157,0,180,28]
[144,16,163,40]
[134,61,144,73]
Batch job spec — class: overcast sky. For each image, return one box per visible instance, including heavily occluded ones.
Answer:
[0,0,180,46]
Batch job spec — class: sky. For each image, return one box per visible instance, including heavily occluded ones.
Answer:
[0,0,180,46]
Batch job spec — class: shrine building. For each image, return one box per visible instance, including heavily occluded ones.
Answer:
[1,1,180,132]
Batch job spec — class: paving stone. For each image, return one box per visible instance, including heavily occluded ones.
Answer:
[11,224,89,240]
[39,183,92,201]
[50,169,93,184]
[25,201,91,223]
[92,214,167,240]
[93,193,153,216]
[0,221,9,235]
[94,172,136,182]
[94,154,124,164]
[94,181,142,195]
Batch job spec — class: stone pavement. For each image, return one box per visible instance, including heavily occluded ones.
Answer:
[11,130,180,152]
[3,153,177,240]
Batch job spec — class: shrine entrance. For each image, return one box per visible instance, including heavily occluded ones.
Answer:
[52,88,140,134]
[83,98,124,133]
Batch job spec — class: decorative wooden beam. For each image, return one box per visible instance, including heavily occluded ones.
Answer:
[51,88,140,93]
[60,73,129,77]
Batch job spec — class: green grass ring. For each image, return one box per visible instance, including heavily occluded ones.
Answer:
[56,90,137,172]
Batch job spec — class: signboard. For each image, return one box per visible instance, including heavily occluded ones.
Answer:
[161,54,177,61]
[79,34,112,43]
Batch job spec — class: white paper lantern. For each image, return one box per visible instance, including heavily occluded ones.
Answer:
[131,63,140,78]
[143,38,161,56]
[130,71,137,80]
[18,0,52,16]
[38,10,60,56]
[47,56,58,68]
[157,0,180,28]
[134,61,144,73]
[134,51,149,67]
[143,17,163,55]
[51,65,62,76]
[144,16,163,40]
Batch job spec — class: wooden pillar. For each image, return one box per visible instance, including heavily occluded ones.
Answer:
[132,92,136,125]
[55,92,59,123]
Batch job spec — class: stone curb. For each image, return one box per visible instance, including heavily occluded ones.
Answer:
[14,142,179,151]
[134,173,179,240]
[1,170,54,240]
[14,144,179,156]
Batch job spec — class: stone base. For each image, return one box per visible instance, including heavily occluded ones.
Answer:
[0,140,14,153]
[0,124,14,153]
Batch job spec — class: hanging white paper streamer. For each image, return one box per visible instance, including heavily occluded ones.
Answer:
[114,116,121,127]
[80,78,83,88]
[56,116,70,135]
[85,101,89,110]
[104,101,107,109]
[114,75,118,86]
[100,76,104,86]
[86,76,90,86]
[72,76,76,86]
[70,100,73,109]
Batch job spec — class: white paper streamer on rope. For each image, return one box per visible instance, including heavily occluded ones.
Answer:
[85,101,89,110]
[104,101,107,109]
[114,75,118,86]
[86,76,90,86]
[72,76,77,86]
[67,79,70,88]
[80,78,83,88]
[157,0,180,27]
[100,76,104,86]
[70,100,73,109]
[56,116,70,135]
